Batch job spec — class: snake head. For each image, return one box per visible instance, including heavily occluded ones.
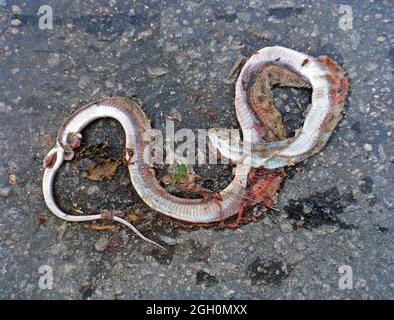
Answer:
[63,132,82,160]
[43,148,58,168]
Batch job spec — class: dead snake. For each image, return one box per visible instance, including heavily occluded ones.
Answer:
[42,46,348,249]
[208,46,348,168]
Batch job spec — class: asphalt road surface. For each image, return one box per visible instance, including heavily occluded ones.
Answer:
[0,0,393,299]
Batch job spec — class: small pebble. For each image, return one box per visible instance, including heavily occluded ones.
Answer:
[64,264,76,274]
[158,234,177,246]
[137,29,153,40]
[293,242,306,251]
[364,144,372,151]
[78,75,90,89]
[87,185,100,195]
[94,236,109,252]
[0,187,11,197]
[11,4,21,14]
[365,63,378,72]
[166,107,182,122]
[9,174,17,186]
[280,223,293,233]
[147,67,169,78]
[112,262,124,275]
[48,53,60,67]
[11,19,21,27]
[105,80,114,88]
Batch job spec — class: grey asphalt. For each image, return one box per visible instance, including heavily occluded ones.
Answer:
[0,0,393,299]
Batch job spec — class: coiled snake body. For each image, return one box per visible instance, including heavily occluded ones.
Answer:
[42,47,348,249]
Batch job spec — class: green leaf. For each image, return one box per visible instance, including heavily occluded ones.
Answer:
[173,164,188,183]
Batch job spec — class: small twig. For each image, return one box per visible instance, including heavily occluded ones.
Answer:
[226,56,245,80]
[248,27,272,41]
[89,221,115,230]
[188,90,203,106]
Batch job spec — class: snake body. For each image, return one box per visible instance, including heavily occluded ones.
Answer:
[208,46,348,168]
[43,98,251,248]
[42,46,348,248]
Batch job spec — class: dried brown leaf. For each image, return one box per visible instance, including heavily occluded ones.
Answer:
[36,213,47,226]
[161,175,173,185]
[127,213,140,223]
[89,221,115,230]
[76,143,108,159]
[85,159,120,181]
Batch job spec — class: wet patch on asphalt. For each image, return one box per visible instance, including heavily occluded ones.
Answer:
[247,257,291,286]
[284,186,356,230]
[196,270,219,288]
